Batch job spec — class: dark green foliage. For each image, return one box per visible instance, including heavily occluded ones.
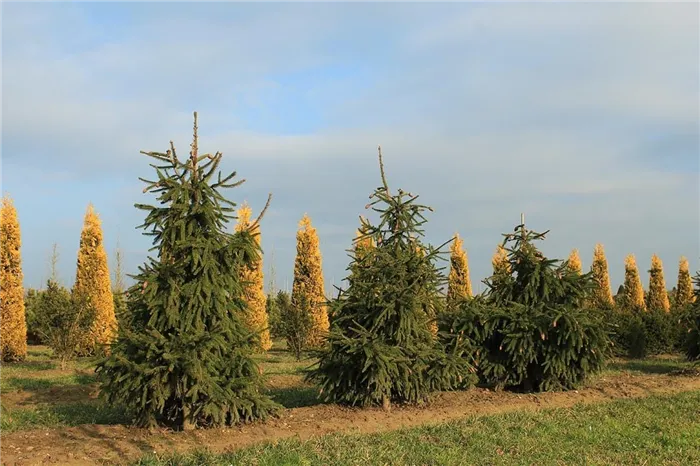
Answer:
[266,290,289,338]
[681,272,700,362]
[279,291,314,360]
[24,288,43,345]
[306,150,476,409]
[442,225,610,392]
[113,291,129,330]
[95,114,279,430]
[611,308,681,358]
[34,280,95,369]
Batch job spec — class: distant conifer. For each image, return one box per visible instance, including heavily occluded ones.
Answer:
[291,214,328,348]
[589,244,615,310]
[675,256,694,309]
[622,254,646,312]
[567,249,582,274]
[447,233,472,306]
[646,254,670,312]
[235,202,271,352]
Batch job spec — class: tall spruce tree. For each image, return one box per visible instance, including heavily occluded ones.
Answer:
[589,244,615,310]
[567,249,582,274]
[646,254,670,312]
[446,233,472,307]
[96,112,279,430]
[307,147,475,410]
[235,202,271,352]
[1,195,28,361]
[622,254,646,312]
[73,204,117,354]
[291,214,329,348]
[674,256,694,309]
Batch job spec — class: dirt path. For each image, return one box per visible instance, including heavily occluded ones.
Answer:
[2,371,700,466]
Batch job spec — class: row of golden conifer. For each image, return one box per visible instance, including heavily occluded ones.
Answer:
[446,236,695,313]
[0,192,694,361]
[0,194,330,361]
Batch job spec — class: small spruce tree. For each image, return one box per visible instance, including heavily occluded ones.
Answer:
[446,233,472,307]
[589,244,615,310]
[675,256,694,309]
[567,249,582,274]
[622,254,646,312]
[682,272,700,362]
[291,214,329,348]
[477,222,609,391]
[73,204,117,354]
[647,254,670,313]
[307,147,475,410]
[0,195,28,361]
[235,202,272,352]
[96,112,279,430]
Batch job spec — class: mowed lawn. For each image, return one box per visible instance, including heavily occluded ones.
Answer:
[138,391,700,466]
[1,343,698,465]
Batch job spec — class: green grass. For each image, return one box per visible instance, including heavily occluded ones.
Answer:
[605,355,694,376]
[136,391,700,466]
[0,400,129,433]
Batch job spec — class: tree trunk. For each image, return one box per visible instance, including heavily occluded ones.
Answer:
[382,395,391,413]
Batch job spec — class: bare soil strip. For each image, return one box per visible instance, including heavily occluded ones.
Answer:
[2,372,700,466]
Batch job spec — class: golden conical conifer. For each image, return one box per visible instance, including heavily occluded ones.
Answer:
[647,254,670,312]
[447,233,472,305]
[492,244,510,276]
[589,244,614,310]
[567,248,582,274]
[73,204,117,353]
[675,256,695,308]
[623,254,646,312]
[235,202,271,352]
[292,214,328,347]
[1,195,27,361]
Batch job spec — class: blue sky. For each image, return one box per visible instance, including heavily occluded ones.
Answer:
[2,2,698,294]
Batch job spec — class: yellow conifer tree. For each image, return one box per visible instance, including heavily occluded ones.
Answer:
[492,244,510,276]
[292,214,328,348]
[675,256,695,308]
[447,233,472,305]
[235,202,271,352]
[73,204,117,354]
[589,244,614,310]
[647,254,670,312]
[1,195,27,361]
[623,254,646,312]
[567,248,582,274]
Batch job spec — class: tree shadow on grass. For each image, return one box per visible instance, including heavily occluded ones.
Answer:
[266,386,325,409]
[5,373,96,393]
[608,358,689,375]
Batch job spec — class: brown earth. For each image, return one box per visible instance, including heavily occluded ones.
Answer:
[2,371,700,466]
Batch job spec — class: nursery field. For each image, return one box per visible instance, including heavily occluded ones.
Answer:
[1,342,699,465]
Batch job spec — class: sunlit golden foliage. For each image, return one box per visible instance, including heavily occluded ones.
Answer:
[589,244,614,310]
[0,195,27,361]
[73,204,117,354]
[675,256,695,308]
[235,202,271,352]
[447,234,472,306]
[647,254,670,313]
[292,214,328,348]
[567,249,582,274]
[623,254,646,312]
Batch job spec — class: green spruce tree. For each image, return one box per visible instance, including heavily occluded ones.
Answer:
[96,112,279,430]
[307,147,475,410]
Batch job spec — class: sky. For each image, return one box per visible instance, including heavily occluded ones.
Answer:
[2,1,698,295]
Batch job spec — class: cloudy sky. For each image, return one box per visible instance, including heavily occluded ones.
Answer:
[2,2,698,294]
